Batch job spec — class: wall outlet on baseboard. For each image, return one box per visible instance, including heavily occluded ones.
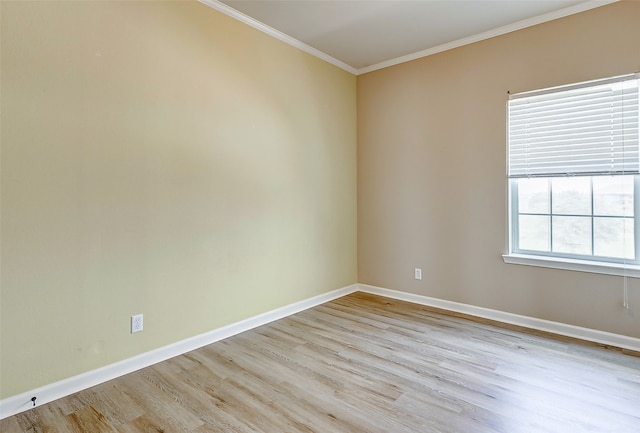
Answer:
[131,314,143,333]
[415,268,422,280]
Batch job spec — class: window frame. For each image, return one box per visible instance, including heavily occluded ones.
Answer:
[508,175,640,264]
[503,74,640,277]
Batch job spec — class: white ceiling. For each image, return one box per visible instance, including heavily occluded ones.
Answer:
[203,0,617,74]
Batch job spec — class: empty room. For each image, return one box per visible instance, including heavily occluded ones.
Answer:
[1,0,639,432]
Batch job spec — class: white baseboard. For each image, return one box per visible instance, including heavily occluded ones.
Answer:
[357,283,640,352]
[4,282,638,420]
[0,284,359,420]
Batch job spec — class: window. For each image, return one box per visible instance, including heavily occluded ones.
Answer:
[506,74,640,273]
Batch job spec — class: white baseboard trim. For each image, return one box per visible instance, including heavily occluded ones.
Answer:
[357,283,640,353]
[4,282,637,420]
[0,284,359,420]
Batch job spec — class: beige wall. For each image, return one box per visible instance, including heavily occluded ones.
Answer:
[0,1,357,398]
[358,1,640,339]
[3,0,639,404]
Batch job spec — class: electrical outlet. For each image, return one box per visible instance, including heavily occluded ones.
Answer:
[131,314,143,333]
[415,268,422,280]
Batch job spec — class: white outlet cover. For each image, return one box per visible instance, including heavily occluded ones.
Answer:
[415,268,422,280]
[131,314,143,333]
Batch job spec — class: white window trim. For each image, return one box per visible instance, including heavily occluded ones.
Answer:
[502,253,640,278]
[506,74,640,272]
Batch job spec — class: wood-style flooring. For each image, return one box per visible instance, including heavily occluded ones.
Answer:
[2,292,639,432]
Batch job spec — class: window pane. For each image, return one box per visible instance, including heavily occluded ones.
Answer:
[593,176,634,217]
[552,177,591,215]
[519,215,550,252]
[552,216,591,255]
[518,178,549,214]
[594,217,635,259]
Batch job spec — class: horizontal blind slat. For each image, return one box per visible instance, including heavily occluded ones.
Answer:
[508,76,639,177]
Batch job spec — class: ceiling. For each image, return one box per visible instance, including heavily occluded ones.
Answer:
[203,0,616,74]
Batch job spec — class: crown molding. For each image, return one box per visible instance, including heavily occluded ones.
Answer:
[198,0,358,75]
[200,0,618,77]
[357,0,618,75]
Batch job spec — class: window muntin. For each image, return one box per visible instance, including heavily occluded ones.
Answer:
[508,74,640,265]
[511,176,636,262]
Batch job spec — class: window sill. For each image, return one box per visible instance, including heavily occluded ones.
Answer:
[502,253,640,278]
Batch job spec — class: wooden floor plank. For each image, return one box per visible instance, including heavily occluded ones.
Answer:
[2,292,639,432]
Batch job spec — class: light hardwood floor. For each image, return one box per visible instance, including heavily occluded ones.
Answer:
[2,292,639,432]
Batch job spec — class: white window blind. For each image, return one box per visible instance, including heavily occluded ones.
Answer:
[508,74,640,178]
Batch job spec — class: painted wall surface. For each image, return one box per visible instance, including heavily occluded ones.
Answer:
[0,1,357,398]
[358,1,640,339]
